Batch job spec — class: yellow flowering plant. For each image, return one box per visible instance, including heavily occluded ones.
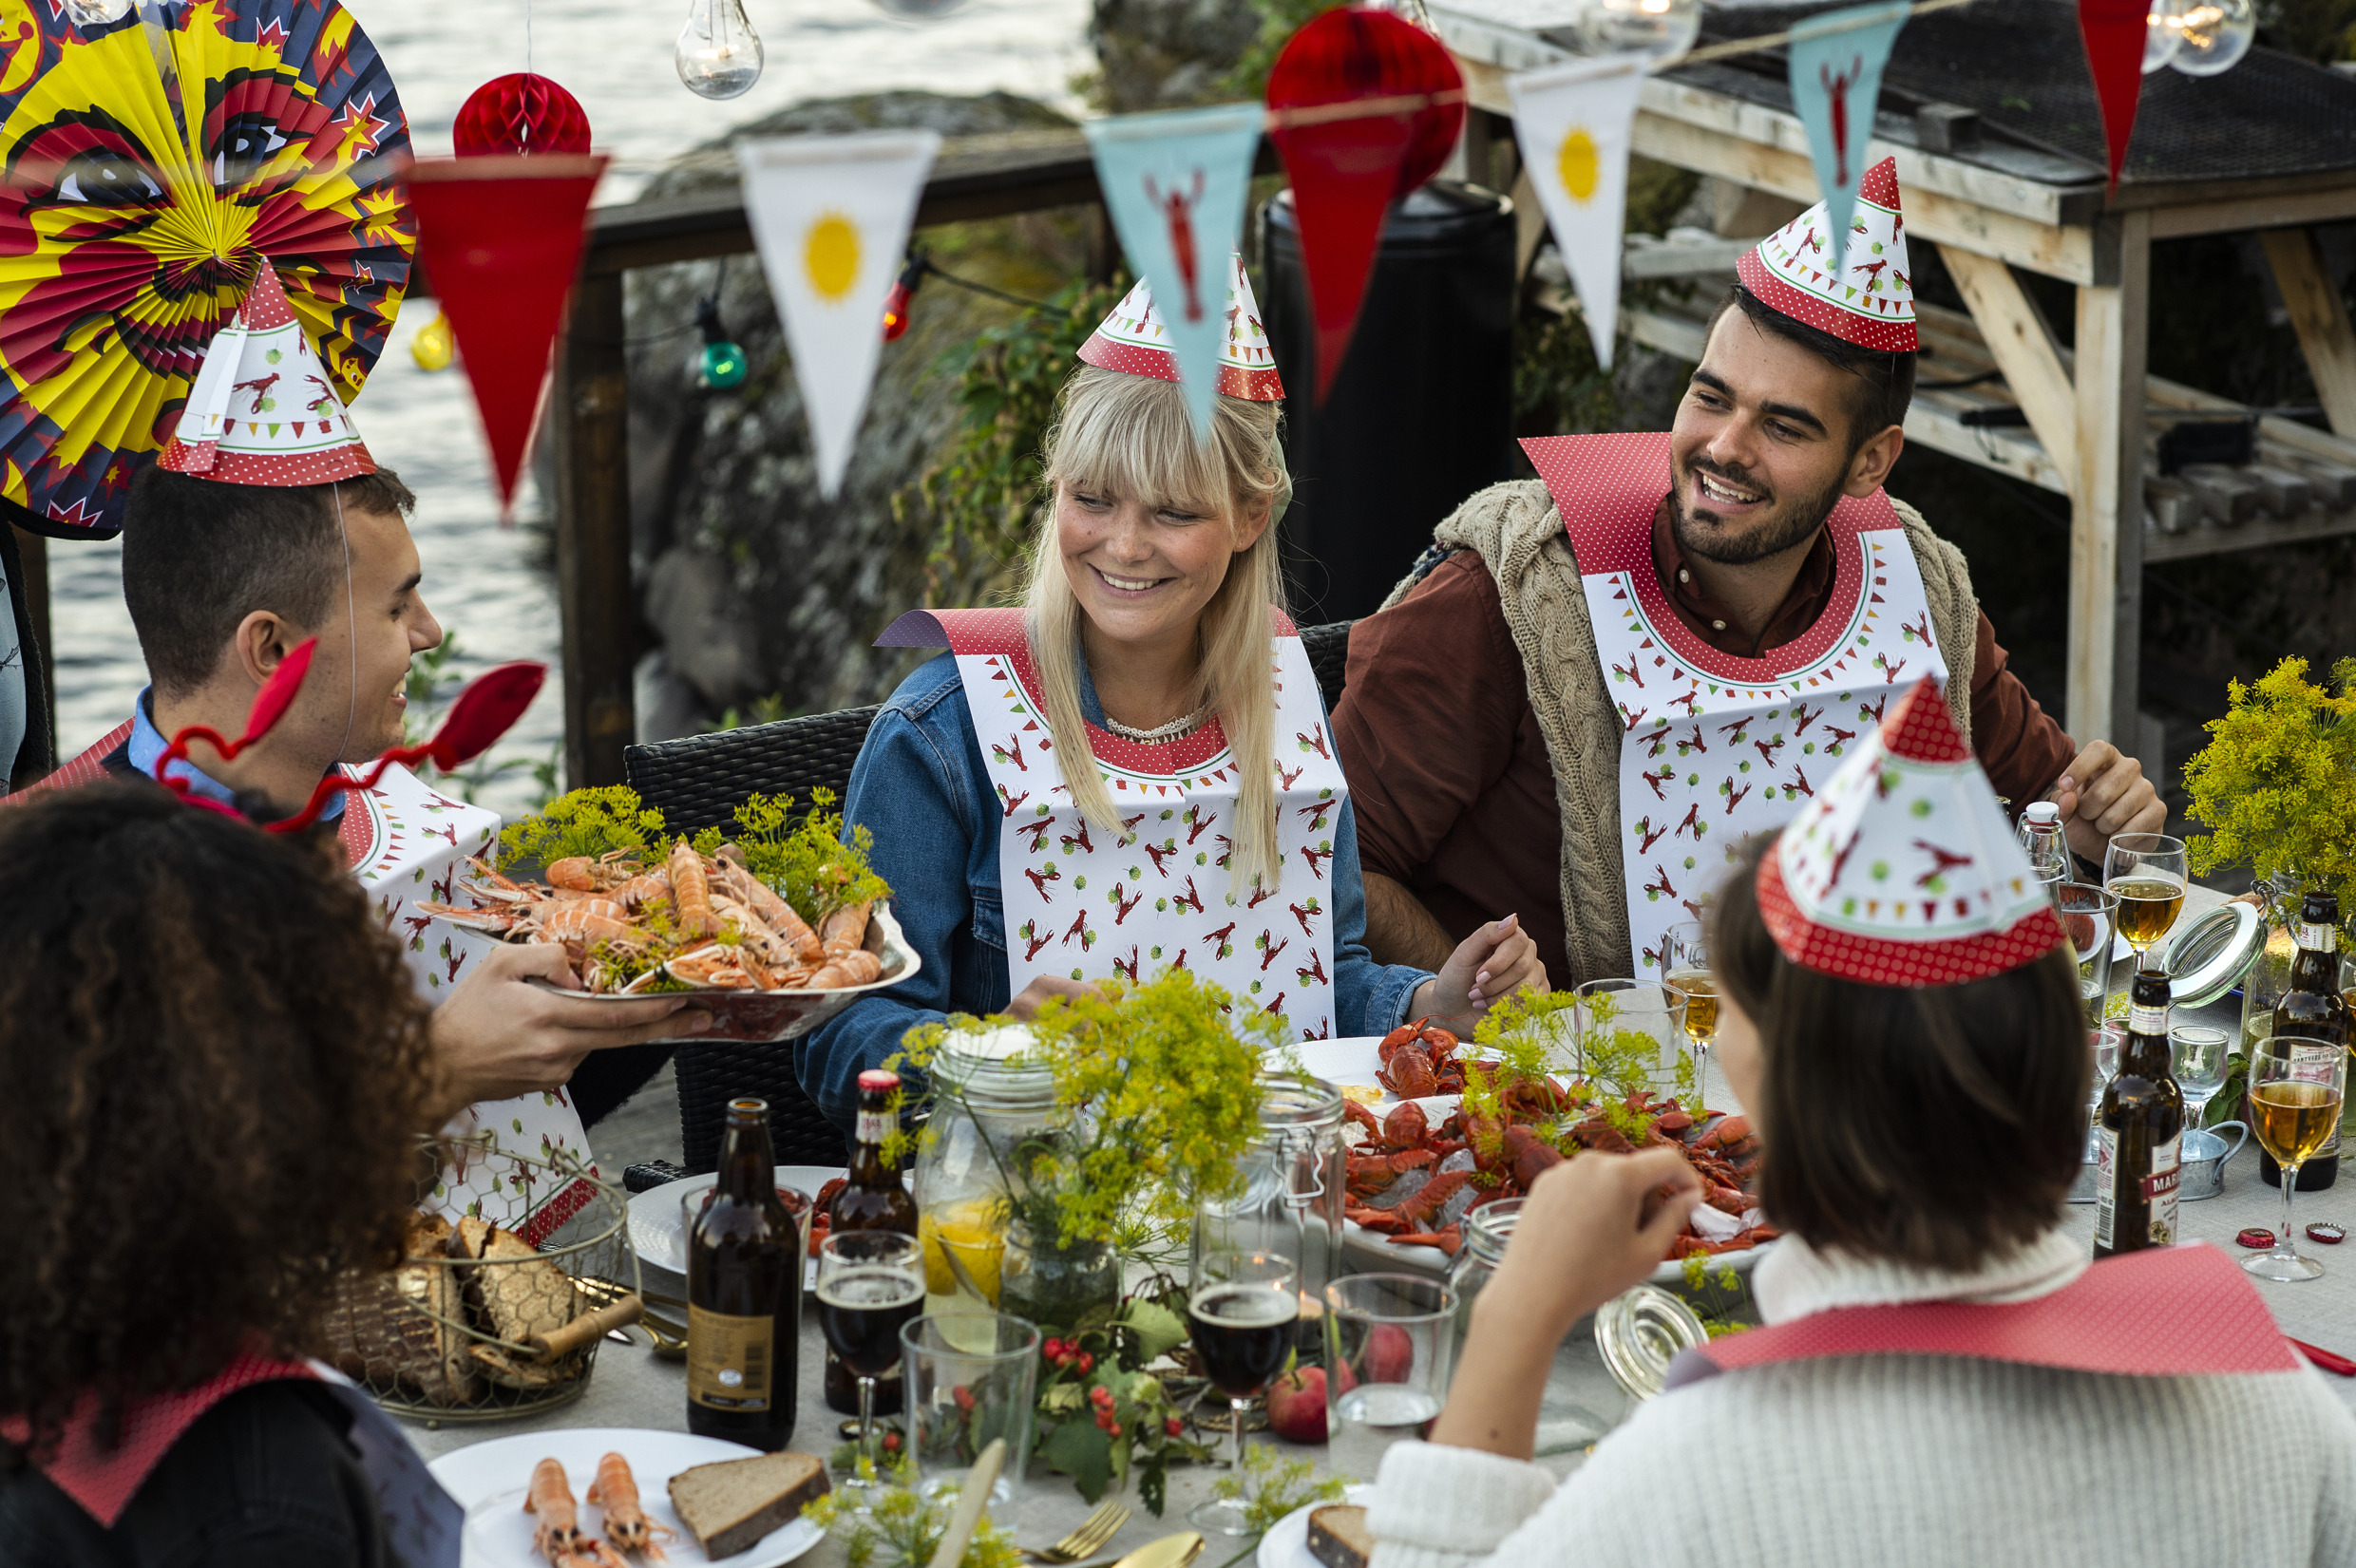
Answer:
[2181,656,2356,925]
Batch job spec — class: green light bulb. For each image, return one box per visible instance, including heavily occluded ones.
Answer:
[698,339,747,390]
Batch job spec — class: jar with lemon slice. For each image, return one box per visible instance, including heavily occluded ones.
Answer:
[912,1025,1059,1332]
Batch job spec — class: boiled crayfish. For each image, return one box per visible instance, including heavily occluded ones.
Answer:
[1375,1016,1468,1099]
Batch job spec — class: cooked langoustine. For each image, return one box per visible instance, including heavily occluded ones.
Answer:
[526,1459,630,1567]
[585,1450,674,1560]
[716,861,823,964]
[668,838,718,936]
[818,898,872,959]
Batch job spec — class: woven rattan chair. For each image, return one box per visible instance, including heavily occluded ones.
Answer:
[618,621,1355,1170]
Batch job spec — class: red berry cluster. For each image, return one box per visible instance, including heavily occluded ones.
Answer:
[1089,1384,1120,1435]
[1040,1337,1094,1374]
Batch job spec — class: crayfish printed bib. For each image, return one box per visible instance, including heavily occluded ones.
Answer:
[880,607,1346,1039]
[1525,433,1948,979]
[348,762,602,1244]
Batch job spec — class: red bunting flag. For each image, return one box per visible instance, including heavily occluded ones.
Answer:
[2077,0,2149,189]
[404,155,608,514]
[1266,7,1463,399]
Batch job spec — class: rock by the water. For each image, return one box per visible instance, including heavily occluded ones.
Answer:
[1088,0,1262,112]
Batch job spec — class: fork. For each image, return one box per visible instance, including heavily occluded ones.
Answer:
[1021,1502,1130,1563]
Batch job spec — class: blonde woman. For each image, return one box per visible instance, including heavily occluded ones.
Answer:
[803,261,1543,1132]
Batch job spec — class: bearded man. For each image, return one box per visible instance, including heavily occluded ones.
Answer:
[1335,160,2163,989]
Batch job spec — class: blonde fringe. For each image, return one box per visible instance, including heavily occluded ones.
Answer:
[1025,367,1291,897]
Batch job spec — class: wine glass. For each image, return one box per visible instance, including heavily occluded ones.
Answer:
[2085,1022,2126,1162]
[1186,1251,1298,1536]
[1662,921,1718,1061]
[2243,1036,2346,1282]
[2056,882,2118,1026]
[2169,1024,2232,1143]
[2104,834,2188,973]
[817,1232,926,1499]
[1573,978,1692,1103]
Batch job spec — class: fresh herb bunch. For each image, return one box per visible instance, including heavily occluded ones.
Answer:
[495,784,669,870]
[694,788,892,926]
[2181,655,2356,928]
[1032,1298,1214,1512]
[804,1458,1023,1568]
[1207,1443,1348,1542]
[1463,988,1695,1158]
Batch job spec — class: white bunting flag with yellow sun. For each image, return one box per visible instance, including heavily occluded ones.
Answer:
[1508,56,1646,370]
[736,130,942,498]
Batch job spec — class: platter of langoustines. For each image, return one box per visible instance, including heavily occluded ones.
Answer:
[421,844,918,1045]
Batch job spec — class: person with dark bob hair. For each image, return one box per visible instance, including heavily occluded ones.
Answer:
[0,785,442,1562]
[1366,682,2356,1568]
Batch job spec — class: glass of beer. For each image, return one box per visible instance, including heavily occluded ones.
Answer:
[2244,1035,2346,1282]
[1187,1251,1298,1535]
[2103,833,2188,972]
[817,1232,927,1499]
[1662,920,1718,1059]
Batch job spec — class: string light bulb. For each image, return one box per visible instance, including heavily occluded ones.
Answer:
[2141,0,2183,72]
[881,254,924,342]
[410,312,455,372]
[676,0,764,99]
[694,298,748,389]
[2169,0,2255,74]
[1579,0,1700,62]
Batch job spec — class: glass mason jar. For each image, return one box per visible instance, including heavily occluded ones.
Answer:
[998,1217,1121,1331]
[1191,1072,1345,1361]
[911,1025,1058,1318]
[1445,1197,1524,1359]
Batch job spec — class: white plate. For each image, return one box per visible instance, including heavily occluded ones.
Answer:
[1258,1483,1375,1568]
[428,1427,826,1568]
[628,1166,847,1275]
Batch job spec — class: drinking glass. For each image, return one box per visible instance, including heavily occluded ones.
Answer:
[2104,834,2188,972]
[817,1232,926,1500]
[901,1311,1039,1508]
[2244,1036,2346,1282]
[2056,882,2118,1025]
[1187,1251,1298,1536]
[1323,1274,1456,1430]
[2086,1022,2126,1162]
[1573,978,1692,1101]
[1662,921,1718,1059]
[2169,1024,2232,1136]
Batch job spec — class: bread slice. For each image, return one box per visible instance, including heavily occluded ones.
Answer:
[321,1211,482,1406]
[1307,1505,1373,1568]
[448,1216,577,1345]
[668,1451,831,1559]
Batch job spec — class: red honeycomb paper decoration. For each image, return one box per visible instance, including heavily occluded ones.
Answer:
[453,73,593,157]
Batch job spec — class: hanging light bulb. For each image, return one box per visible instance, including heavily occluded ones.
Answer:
[409,312,455,372]
[881,254,924,343]
[2141,0,2183,73]
[865,0,972,16]
[676,0,764,100]
[694,298,748,389]
[1578,0,1700,63]
[62,0,132,23]
[2170,0,2255,74]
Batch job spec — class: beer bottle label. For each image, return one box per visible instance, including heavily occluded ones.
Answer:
[2094,1126,2117,1249]
[2140,1134,2181,1246]
[2300,922,2337,954]
[2129,1000,2169,1037]
[856,1108,893,1148]
[688,1305,775,1410]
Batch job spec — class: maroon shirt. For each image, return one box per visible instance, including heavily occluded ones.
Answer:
[1334,511,2077,987]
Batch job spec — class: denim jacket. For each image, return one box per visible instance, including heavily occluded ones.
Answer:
[799,650,1431,1130]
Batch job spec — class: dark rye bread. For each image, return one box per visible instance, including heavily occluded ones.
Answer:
[668,1450,830,1558]
[1307,1505,1374,1568]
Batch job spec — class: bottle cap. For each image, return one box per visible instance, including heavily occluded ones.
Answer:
[856,1069,902,1093]
[2235,1227,2275,1249]
[2307,1222,2346,1244]
[2024,802,2061,825]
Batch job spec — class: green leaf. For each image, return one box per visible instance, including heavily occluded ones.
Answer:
[1039,1418,1114,1502]
[1119,1297,1188,1362]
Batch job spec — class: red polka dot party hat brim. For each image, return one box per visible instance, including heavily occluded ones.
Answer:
[1759,676,2065,986]
[1735,156,1917,354]
[159,260,376,486]
[1077,252,1283,401]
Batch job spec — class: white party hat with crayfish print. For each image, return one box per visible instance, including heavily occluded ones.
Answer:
[1758,677,2064,986]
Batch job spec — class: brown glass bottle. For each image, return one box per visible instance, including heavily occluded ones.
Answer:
[2263,891,2349,1192]
[2093,971,2185,1258]
[687,1098,801,1450]
[824,1069,921,1415]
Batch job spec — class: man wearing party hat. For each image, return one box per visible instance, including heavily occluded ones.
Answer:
[19,261,698,1237]
[802,255,1542,1131]
[1336,157,2163,991]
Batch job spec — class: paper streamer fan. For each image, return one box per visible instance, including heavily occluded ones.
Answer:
[0,0,413,538]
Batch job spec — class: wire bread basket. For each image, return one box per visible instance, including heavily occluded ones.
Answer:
[323,1139,641,1422]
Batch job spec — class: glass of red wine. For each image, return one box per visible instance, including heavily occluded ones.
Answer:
[817,1231,925,1503]
[1186,1250,1299,1536]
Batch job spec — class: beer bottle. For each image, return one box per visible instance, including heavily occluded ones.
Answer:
[687,1098,801,1449]
[2093,970,2186,1258]
[2263,890,2349,1192]
[824,1069,921,1415]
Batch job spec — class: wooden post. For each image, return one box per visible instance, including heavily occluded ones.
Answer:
[550,272,636,789]
[2258,227,2356,438]
[2067,212,2150,748]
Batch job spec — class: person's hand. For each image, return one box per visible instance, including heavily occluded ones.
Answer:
[428,941,710,1110]
[2049,740,2167,865]
[1412,913,1548,1033]
[1478,1146,1702,1341]
[1006,974,1102,1021]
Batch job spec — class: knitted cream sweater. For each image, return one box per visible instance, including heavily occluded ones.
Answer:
[1370,1232,2356,1568]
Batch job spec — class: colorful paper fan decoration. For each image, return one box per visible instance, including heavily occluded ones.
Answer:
[1266,6,1464,398]
[0,0,412,538]
[453,73,592,157]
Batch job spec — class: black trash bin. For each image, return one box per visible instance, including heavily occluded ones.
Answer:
[1262,179,1518,623]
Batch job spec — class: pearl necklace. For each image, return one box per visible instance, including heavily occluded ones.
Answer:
[1102,705,1211,745]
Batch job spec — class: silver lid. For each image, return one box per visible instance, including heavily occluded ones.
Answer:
[2157,900,2266,1009]
[1593,1285,1709,1401]
[935,1024,1057,1110]
[1255,1070,1343,1134]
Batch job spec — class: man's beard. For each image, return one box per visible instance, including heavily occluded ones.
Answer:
[1669,456,1846,567]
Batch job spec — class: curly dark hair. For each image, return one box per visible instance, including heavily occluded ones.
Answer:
[0,785,438,1463]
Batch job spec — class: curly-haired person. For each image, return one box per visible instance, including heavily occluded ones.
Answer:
[0,784,444,1565]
